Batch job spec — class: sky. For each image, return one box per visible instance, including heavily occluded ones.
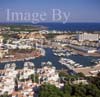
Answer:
[0,0,100,23]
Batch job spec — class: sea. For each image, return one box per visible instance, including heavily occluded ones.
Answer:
[0,22,100,31]
[35,22,100,31]
[0,48,99,70]
[0,23,100,70]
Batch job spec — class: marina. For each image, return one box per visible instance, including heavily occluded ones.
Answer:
[59,58,83,70]
[0,0,100,96]
[0,48,99,70]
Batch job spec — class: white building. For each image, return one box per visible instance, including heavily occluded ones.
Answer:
[0,62,36,96]
[37,62,61,87]
[0,49,8,58]
[0,36,4,43]
[77,33,99,41]
[0,63,17,95]
[19,62,35,80]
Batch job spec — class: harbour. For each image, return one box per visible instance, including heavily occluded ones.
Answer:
[0,48,99,70]
[0,0,100,96]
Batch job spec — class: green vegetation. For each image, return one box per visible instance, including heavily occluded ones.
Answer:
[30,74,39,83]
[44,33,60,39]
[2,34,10,43]
[0,25,46,32]
[0,92,11,97]
[2,33,19,43]
[39,84,63,97]
[38,72,100,97]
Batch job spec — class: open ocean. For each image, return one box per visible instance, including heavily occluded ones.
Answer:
[36,23,100,31]
[0,22,100,31]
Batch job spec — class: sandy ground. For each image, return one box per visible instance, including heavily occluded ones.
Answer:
[0,50,41,63]
[74,64,100,76]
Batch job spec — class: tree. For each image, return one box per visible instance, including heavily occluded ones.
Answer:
[63,84,72,95]
[97,72,100,78]
[86,84,100,97]
[30,74,39,83]
[39,84,63,97]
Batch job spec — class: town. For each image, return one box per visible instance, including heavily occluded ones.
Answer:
[0,25,100,97]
